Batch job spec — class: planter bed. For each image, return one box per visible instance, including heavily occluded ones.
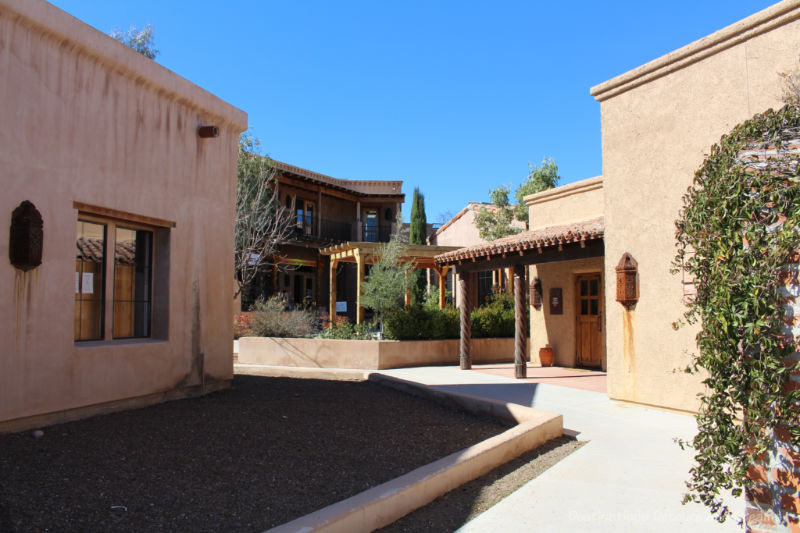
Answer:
[238,336,514,369]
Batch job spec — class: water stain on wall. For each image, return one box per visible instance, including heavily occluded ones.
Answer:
[622,309,637,400]
[14,269,37,354]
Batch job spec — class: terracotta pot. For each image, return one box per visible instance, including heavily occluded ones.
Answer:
[539,346,554,367]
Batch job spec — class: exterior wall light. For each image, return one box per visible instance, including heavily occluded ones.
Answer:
[9,200,43,271]
[530,277,543,310]
[615,252,638,310]
[198,126,219,138]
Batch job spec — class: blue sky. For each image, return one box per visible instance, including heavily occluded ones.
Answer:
[50,0,777,223]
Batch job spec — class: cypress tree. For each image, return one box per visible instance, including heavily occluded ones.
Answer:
[409,188,427,304]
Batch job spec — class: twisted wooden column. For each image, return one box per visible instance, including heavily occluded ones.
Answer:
[458,270,472,370]
[514,264,528,379]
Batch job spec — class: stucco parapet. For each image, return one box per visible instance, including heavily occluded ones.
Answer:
[590,0,800,102]
[524,176,603,207]
[0,0,247,130]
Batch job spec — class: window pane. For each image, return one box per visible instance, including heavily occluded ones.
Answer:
[113,227,152,338]
[75,221,106,340]
[364,210,378,242]
[590,299,599,315]
[580,279,588,296]
[581,299,588,315]
[590,279,599,296]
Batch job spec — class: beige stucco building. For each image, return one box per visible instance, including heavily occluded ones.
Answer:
[437,0,800,413]
[591,0,800,412]
[1,0,247,431]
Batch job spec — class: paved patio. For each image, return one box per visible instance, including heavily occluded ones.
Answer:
[471,363,607,394]
[377,365,743,533]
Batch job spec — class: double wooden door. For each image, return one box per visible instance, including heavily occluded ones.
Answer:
[576,273,603,368]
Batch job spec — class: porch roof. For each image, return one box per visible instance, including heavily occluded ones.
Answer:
[434,217,604,269]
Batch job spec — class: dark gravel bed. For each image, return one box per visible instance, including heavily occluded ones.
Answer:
[0,375,508,532]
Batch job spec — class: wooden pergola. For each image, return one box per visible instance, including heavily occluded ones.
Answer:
[319,242,460,324]
[434,217,604,379]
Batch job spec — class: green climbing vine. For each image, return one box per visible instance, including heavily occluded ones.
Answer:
[674,105,800,522]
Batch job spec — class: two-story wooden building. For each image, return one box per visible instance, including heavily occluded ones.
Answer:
[241,160,405,322]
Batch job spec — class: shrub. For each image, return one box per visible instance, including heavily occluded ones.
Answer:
[317,319,375,340]
[249,296,319,338]
[383,305,459,340]
[472,293,515,338]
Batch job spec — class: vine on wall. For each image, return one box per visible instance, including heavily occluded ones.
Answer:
[674,105,800,522]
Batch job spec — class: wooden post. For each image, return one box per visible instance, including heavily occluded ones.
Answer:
[404,270,411,307]
[514,264,528,379]
[356,250,365,324]
[458,270,472,370]
[328,259,338,327]
[438,266,449,309]
[356,201,362,241]
[317,190,322,239]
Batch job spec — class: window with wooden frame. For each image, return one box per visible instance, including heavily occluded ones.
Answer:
[74,203,172,343]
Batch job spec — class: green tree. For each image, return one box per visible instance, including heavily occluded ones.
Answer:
[409,187,427,304]
[514,158,560,223]
[360,217,414,333]
[109,24,159,59]
[474,186,521,241]
[235,133,293,299]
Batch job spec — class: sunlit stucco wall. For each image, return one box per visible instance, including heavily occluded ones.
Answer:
[591,0,800,411]
[0,0,247,429]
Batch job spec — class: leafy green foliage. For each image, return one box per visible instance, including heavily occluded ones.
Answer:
[475,159,559,239]
[360,220,414,331]
[249,296,319,338]
[471,293,515,338]
[514,158,560,223]
[474,186,522,241]
[109,24,159,59]
[383,293,514,340]
[383,306,460,340]
[317,319,375,340]
[409,187,428,304]
[674,105,800,522]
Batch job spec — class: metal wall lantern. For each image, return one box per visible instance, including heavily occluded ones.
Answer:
[530,277,542,310]
[9,200,43,271]
[615,252,638,309]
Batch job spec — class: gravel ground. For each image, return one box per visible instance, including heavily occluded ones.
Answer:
[377,436,584,532]
[0,375,509,532]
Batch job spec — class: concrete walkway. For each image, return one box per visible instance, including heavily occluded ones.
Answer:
[377,365,744,533]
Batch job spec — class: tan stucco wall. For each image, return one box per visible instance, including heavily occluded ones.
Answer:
[525,177,603,231]
[238,336,514,369]
[529,257,605,369]
[591,0,800,411]
[0,0,247,427]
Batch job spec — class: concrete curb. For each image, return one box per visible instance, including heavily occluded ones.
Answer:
[250,367,563,533]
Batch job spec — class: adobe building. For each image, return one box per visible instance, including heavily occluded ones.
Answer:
[240,159,405,323]
[437,0,800,413]
[1,0,247,431]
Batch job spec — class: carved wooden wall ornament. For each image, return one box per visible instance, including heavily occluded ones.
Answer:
[9,200,43,271]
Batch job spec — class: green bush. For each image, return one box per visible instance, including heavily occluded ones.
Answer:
[317,319,375,340]
[472,293,515,338]
[384,305,459,340]
[249,296,319,338]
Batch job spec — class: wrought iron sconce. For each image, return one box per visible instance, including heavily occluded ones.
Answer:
[615,252,639,310]
[198,125,219,138]
[9,200,43,271]
[530,277,542,310]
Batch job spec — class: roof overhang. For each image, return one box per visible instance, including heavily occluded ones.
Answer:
[434,217,604,272]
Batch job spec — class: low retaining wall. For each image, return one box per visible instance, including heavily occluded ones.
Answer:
[238,337,515,370]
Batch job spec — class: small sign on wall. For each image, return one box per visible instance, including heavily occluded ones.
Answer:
[336,301,347,313]
[549,288,563,315]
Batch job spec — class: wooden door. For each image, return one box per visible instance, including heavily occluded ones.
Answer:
[576,274,603,368]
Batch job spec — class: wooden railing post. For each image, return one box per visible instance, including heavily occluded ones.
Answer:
[459,270,472,370]
[514,264,528,379]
